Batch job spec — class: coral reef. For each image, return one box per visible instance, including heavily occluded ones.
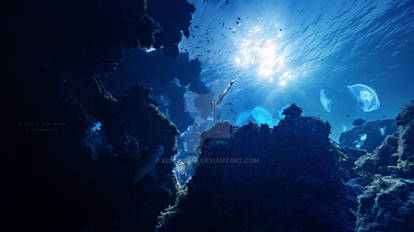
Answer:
[61,73,180,231]
[396,101,414,177]
[355,101,414,232]
[354,135,399,178]
[356,176,414,232]
[11,1,196,231]
[159,104,354,232]
[353,119,367,126]
[340,119,397,152]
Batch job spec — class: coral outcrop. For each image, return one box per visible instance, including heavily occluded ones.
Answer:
[355,101,414,232]
[340,119,397,152]
[12,1,196,230]
[159,104,354,232]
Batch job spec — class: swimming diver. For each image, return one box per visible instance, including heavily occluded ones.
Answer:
[211,77,238,115]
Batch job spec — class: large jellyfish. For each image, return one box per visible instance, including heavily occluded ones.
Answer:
[235,106,279,127]
[235,111,251,126]
[251,106,278,127]
[348,84,380,112]
[320,89,332,112]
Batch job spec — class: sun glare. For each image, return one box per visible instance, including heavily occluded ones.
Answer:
[233,25,296,86]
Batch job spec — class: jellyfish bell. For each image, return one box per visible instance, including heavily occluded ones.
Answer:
[236,110,251,126]
[348,84,380,112]
[319,89,332,112]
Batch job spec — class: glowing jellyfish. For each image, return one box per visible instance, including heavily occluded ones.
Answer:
[348,84,380,112]
[235,107,279,127]
[320,89,332,112]
[360,134,368,141]
[251,106,278,127]
[379,127,385,135]
[236,111,251,126]
[354,133,367,149]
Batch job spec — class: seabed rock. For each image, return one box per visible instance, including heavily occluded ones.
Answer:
[159,104,354,232]
[355,101,414,232]
[340,119,397,152]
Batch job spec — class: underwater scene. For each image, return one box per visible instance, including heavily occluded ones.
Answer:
[11,0,414,231]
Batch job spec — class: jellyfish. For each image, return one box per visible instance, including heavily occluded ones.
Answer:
[354,133,368,149]
[348,84,380,112]
[236,111,251,126]
[378,127,386,135]
[251,106,278,127]
[320,89,332,112]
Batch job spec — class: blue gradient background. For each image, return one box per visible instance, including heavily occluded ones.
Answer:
[178,0,414,140]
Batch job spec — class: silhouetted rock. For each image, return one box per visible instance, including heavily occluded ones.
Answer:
[353,118,367,126]
[282,103,303,120]
[337,146,367,181]
[339,119,397,152]
[147,0,195,58]
[11,1,196,229]
[396,101,414,177]
[356,176,414,232]
[104,50,207,132]
[396,100,414,126]
[355,102,414,232]
[159,104,354,232]
[61,73,180,230]
[354,135,399,178]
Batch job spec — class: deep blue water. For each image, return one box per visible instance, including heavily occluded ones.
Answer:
[12,0,414,231]
[177,0,414,141]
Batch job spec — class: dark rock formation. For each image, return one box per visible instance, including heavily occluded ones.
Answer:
[10,0,196,231]
[355,101,414,232]
[353,119,367,126]
[103,50,208,132]
[396,101,414,177]
[339,119,397,152]
[159,104,354,232]
[61,72,180,231]
[337,146,367,181]
[147,0,195,58]
[356,176,414,232]
[354,135,399,178]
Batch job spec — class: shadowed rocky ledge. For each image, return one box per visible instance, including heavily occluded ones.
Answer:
[355,101,414,232]
[159,104,355,232]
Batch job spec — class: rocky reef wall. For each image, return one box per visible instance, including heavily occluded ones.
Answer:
[160,104,355,232]
[355,101,414,232]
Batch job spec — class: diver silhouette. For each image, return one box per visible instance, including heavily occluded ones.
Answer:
[211,77,238,117]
